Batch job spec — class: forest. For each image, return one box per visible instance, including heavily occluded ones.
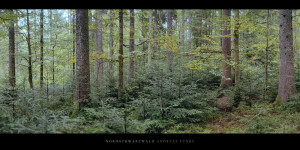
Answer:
[0,9,300,134]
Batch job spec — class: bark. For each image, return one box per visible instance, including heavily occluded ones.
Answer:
[233,9,240,85]
[148,9,153,65]
[75,9,91,107]
[9,9,16,88]
[167,9,173,72]
[220,9,232,88]
[96,10,104,84]
[188,10,192,59]
[26,9,33,89]
[181,9,185,60]
[294,10,298,76]
[153,9,158,60]
[49,10,55,87]
[118,9,124,100]
[40,9,44,89]
[129,9,135,80]
[264,9,270,92]
[294,10,297,54]
[109,10,114,79]
[277,9,297,103]
[72,11,76,81]
[195,10,203,48]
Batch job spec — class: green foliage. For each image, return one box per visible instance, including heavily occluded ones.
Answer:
[282,94,300,112]
[1,9,300,134]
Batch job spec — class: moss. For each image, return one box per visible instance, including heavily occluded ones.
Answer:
[70,101,79,118]
[275,95,284,105]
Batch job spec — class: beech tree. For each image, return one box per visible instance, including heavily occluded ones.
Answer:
[277,9,297,103]
[220,9,232,88]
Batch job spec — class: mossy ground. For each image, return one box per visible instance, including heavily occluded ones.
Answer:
[165,100,300,133]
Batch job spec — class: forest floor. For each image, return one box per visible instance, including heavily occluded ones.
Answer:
[166,100,300,133]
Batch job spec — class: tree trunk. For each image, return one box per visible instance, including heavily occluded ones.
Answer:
[181,9,185,60]
[188,10,192,59]
[167,9,173,72]
[40,9,44,89]
[26,9,34,89]
[49,10,55,87]
[96,10,104,84]
[153,9,158,60]
[129,9,135,80]
[233,9,240,85]
[118,9,124,101]
[294,10,299,78]
[72,11,76,82]
[109,10,114,81]
[277,9,297,103]
[9,9,16,89]
[220,9,232,89]
[75,9,91,108]
[264,9,270,94]
[148,9,153,65]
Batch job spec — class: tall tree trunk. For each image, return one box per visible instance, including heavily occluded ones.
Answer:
[118,9,124,100]
[49,10,55,87]
[195,10,203,48]
[220,9,232,89]
[9,9,16,89]
[277,9,297,103]
[148,9,153,65]
[40,9,44,89]
[153,9,158,60]
[75,9,90,108]
[220,10,222,49]
[96,10,103,84]
[233,9,240,85]
[264,9,270,94]
[26,9,33,89]
[167,9,173,72]
[129,9,135,80]
[294,10,297,55]
[109,10,114,82]
[188,10,192,59]
[181,9,185,60]
[294,10,299,78]
[72,11,76,82]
